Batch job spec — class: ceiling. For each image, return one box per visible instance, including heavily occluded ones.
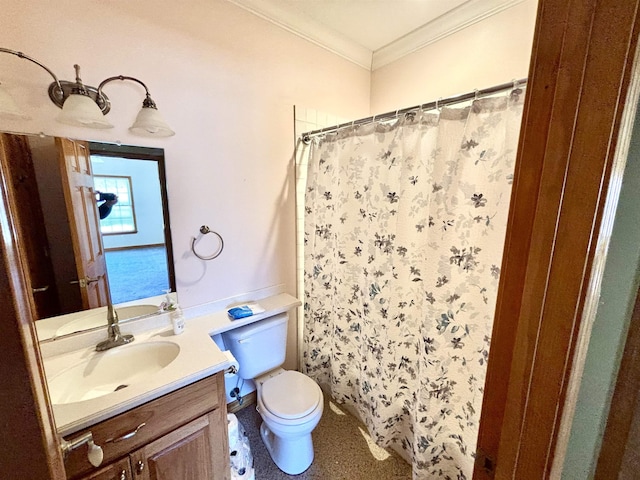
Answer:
[227,0,525,70]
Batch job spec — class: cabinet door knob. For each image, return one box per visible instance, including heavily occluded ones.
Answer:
[136,460,145,474]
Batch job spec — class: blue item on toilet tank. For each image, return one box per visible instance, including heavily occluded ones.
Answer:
[227,303,265,320]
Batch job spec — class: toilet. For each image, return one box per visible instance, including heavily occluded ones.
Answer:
[222,313,323,475]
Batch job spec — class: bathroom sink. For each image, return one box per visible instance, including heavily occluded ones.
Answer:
[48,341,180,405]
[55,304,160,337]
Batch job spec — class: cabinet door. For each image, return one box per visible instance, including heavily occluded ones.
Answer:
[130,410,229,480]
[77,458,132,480]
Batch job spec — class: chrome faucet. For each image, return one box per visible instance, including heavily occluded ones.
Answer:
[96,302,134,351]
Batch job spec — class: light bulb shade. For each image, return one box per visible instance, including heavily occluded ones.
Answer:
[0,84,30,120]
[57,93,113,129]
[129,107,175,137]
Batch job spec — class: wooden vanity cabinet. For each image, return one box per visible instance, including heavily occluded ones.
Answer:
[64,372,230,480]
[75,458,131,480]
[129,412,223,480]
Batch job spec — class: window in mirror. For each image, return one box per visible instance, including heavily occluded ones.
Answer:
[94,174,137,234]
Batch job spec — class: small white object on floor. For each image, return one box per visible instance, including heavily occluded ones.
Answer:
[228,413,255,480]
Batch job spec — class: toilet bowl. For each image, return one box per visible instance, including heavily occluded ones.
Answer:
[255,369,323,474]
[221,314,324,475]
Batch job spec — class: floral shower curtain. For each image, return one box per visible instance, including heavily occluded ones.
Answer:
[302,89,525,479]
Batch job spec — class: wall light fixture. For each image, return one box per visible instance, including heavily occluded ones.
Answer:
[0,47,175,137]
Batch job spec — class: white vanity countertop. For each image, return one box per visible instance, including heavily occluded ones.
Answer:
[46,292,300,436]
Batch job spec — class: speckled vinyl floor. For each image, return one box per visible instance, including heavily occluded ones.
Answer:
[234,397,411,480]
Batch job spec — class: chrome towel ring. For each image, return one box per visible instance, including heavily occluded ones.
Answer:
[191,225,224,260]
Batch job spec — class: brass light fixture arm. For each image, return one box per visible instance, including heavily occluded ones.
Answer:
[0,46,174,136]
[98,75,158,109]
[0,47,112,113]
[0,47,62,94]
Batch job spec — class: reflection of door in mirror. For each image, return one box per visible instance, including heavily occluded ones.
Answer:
[57,137,110,310]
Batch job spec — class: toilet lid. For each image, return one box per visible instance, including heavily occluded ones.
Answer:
[261,371,321,419]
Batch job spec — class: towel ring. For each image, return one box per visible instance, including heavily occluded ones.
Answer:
[191,225,224,260]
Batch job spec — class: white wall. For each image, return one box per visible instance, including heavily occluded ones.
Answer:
[370,0,538,113]
[1,1,538,375]
[0,0,370,318]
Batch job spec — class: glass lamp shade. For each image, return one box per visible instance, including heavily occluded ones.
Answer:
[57,93,113,129]
[129,106,175,137]
[0,83,30,120]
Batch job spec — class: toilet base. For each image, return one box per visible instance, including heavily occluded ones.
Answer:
[260,422,314,475]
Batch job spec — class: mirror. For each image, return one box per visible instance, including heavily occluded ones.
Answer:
[0,132,176,341]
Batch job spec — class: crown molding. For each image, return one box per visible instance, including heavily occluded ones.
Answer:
[226,0,525,71]
[226,0,372,70]
[373,0,526,70]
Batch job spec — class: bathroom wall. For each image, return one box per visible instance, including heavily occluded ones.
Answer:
[370,0,538,113]
[0,0,539,373]
[0,0,370,368]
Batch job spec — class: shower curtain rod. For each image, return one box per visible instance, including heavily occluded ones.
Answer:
[301,77,528,143]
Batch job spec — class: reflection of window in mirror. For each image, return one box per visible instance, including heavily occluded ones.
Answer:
[94,174,137,234]
[90,152,171,305]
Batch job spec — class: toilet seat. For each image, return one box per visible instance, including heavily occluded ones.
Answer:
[260,371,322,420]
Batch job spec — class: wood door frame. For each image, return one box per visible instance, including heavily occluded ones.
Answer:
[475,0,640,478]
[0,135,66,478]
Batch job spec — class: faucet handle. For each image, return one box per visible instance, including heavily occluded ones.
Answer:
[96,332,134,352]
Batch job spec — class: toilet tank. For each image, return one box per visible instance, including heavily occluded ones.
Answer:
[222,313,288,379]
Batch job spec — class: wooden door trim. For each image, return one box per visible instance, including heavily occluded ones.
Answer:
[551,39,640,475]
[475,0,640,478]
[0,136,66,479]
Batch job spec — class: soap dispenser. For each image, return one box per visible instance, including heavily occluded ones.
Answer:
[163,290,185,335]
[171,303,185,335]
